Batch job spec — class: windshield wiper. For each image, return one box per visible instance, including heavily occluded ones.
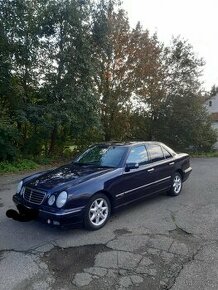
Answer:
[72,162,114,168]
[72,161,98,166]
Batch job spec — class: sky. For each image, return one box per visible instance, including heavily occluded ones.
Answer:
[122,0,218,90]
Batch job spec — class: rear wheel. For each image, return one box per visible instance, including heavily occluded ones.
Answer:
[84,194,111,230]
[168,172,183,196]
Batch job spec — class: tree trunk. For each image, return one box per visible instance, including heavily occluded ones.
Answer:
[48,125,57,155]
[104,129,111,141]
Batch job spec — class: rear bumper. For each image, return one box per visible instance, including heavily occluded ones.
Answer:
[13,194,85,226]
[183,167,192,182]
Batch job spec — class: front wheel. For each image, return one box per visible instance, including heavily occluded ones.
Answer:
[168,172,183,196]
[84,194,111,230]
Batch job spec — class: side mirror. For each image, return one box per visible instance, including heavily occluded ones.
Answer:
[125,162,139,172]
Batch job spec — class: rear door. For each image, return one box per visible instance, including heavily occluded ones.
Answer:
[145,144,174,192]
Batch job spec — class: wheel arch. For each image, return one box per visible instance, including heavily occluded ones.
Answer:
[91,190,115,211]
[175,169,184,181]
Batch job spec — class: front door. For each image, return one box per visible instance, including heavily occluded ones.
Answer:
[115,145,153,203]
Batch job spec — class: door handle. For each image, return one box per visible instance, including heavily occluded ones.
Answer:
[169,162,175,166]
[147,168,154,172]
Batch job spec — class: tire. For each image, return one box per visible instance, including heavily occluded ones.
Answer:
[168,172,183,196]
[84,193,111,231]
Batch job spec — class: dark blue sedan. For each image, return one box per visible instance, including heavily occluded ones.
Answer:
[12,142,192,230]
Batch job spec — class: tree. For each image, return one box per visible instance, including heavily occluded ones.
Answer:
[37,0,100,154]
[156,37,216,150]
[0,0,216,162]
[0,0,101,159]
[210,85,218,97]
[92,1,164,141]
[126,37,216,151]
[0,0,46,156]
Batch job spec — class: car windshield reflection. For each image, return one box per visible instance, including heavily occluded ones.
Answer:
[74,145,127,168]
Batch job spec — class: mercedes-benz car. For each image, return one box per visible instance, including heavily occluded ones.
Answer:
[11,142,192,230]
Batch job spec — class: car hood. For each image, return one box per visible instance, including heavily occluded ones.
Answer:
[26,164,114,191]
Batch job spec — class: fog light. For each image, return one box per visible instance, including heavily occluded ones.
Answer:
[47,219,51,224]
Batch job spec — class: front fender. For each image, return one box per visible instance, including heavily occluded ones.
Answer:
[65,168,123,209]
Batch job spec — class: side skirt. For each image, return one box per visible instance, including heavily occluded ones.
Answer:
[113,186,171,211]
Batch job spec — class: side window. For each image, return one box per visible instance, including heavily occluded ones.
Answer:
[162,147,172,159]
[147,144,164,162]
[126,146,149,165]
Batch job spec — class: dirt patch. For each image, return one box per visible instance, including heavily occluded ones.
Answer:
[114,228,132,236]
[42,244,109,289]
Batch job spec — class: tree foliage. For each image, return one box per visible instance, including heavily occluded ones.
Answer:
[0,0,100,159]
[156,38,216,151]
[0,0,216,162]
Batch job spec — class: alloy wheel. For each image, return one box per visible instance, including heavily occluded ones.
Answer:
[89,198,109,227]
[173,175,182,194]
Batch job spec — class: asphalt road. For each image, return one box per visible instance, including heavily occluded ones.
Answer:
[0,158,218,290]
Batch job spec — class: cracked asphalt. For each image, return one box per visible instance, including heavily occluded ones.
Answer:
[0,158,218,290]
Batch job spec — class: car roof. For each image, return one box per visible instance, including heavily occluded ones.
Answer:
[91,141,165,147]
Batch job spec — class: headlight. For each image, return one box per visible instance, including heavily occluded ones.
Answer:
[48,195,56,206]
[56,191,68,208]
[16,181,23,194]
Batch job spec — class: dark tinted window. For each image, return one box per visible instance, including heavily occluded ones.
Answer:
[162,147,172,159]
[147,144,164,162]
[126,146,149,165]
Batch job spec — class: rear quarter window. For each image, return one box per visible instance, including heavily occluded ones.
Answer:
[162,147,172,159]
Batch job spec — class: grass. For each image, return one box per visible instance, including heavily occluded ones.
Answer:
[190,151,218,158]
[0,155,68,174]
[0,159,39,174]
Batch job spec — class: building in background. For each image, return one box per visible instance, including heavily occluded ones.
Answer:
[205,94,218,149]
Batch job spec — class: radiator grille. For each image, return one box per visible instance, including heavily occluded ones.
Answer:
[23,187,46,205]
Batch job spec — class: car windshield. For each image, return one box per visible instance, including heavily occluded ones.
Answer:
[74,145,127,168]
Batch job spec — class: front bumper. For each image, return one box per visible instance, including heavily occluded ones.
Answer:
[13,194,85,226]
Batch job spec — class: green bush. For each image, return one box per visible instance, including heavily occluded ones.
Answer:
[33,156,55,165]
[0,121,20,161]
[0,159,38,173]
